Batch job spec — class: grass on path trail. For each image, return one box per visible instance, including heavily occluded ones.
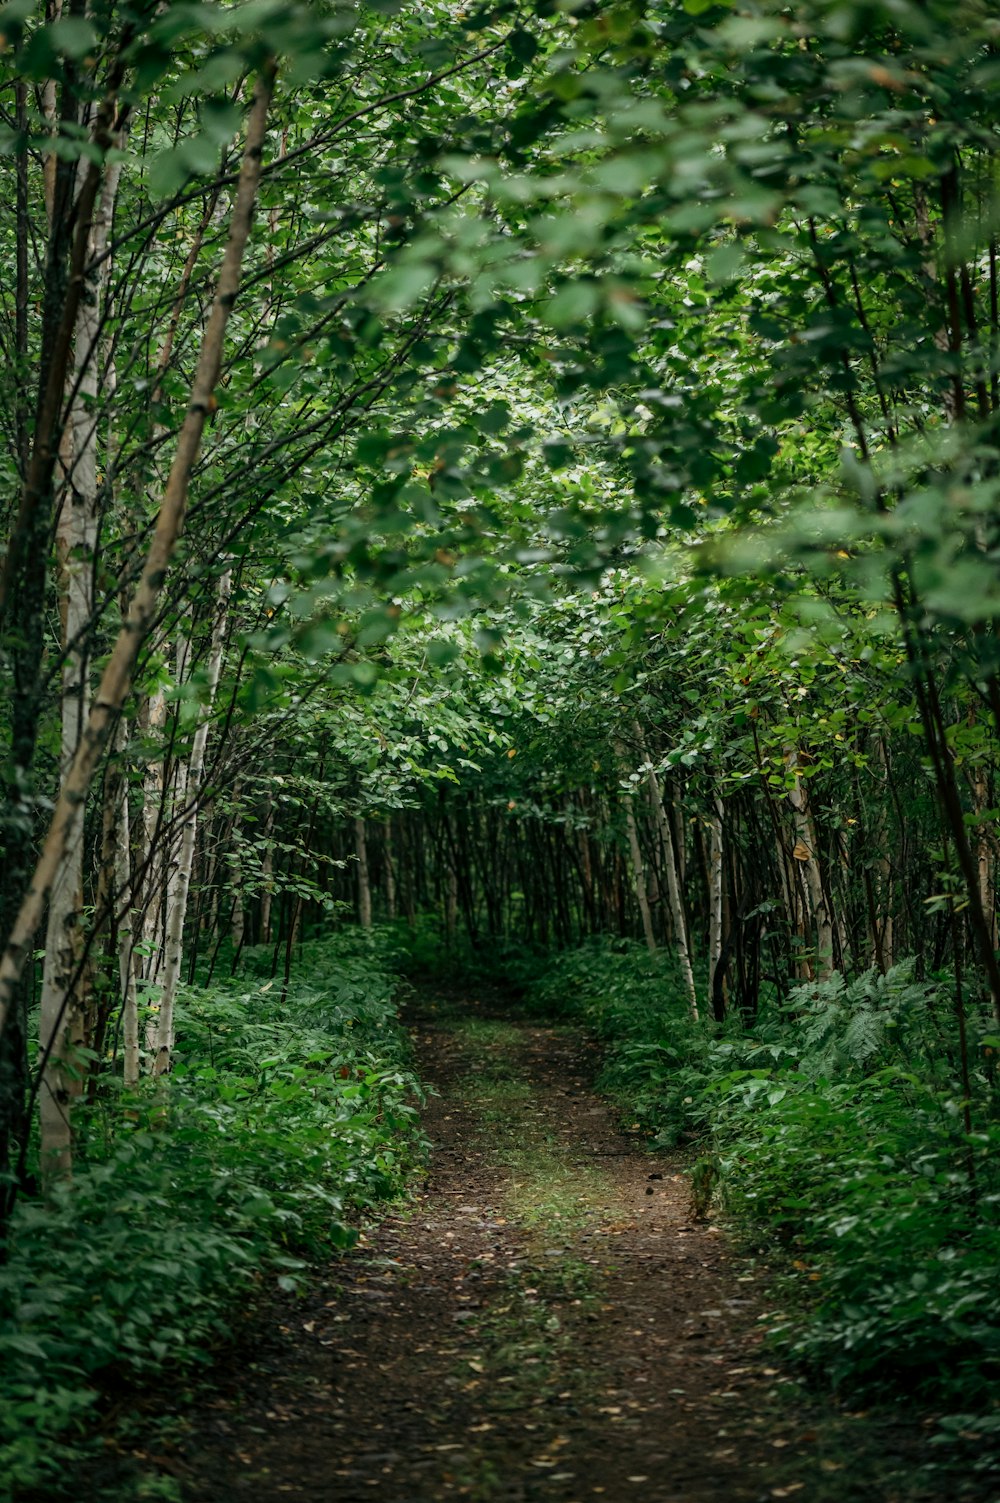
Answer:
[109,992,993,1503]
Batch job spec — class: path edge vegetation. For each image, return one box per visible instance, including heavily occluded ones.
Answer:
[505,935,1000,1466]
[0,927,428,1499]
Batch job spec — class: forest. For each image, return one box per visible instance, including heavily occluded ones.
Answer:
[1,0,999,1498]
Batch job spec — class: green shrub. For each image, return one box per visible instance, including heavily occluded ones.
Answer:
[525,937,721,1139]
[0,929,426,1496]
[392,914,550,994]
[531,944,1000,1410]
[709,1065,1000,1402]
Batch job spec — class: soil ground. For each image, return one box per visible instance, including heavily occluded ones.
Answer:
[109,992,994,1503]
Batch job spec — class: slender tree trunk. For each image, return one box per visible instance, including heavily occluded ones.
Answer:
[787,749,835,979]
[624,799,656,953]
[14,79,30,472]
[116,745,141,1088]
[137,683,168,989]
[972,765,997,956]
[229,788,246,964]
[871,738,895,968]
[574,793,596,934]
[40,1,61,228]
[355,816,373,929]
[38,153,123,1178]
[672,793,687,888]
[445,861,458,947]
[259,806,275,943]
[708,796,725,1013]
[0,64,277,1045]
[153,571,231,1076]
[634,724,698,1018]
[402,817,418,925]
[384,817,397,923]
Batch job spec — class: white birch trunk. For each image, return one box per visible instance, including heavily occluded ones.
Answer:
[159,621,193,996]
[117,768,140,1088]
[38,154,122,1178]
[625,800,657,954]
[259,806,275,943]
[633,724,698,1019]
[0,65,276,1045]
[138,682,167,987]
[708,797,724,1005]
[153,570,231,1076]
[41,3,61,230]
[104,294,141,1083]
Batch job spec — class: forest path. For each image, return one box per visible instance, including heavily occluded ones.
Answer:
[176,994,929,1503]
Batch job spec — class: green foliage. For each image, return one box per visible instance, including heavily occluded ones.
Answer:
[0,931,425,1496]
[526,937,715,1140]
[393,914,552,996]
[534,943,1000,1412]
[4,0,1000,1480]
[718,1075,999,1401]
[766,963,967,1090]
[702,968,1000,1404]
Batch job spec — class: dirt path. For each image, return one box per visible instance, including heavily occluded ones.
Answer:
[166,998,966,1503]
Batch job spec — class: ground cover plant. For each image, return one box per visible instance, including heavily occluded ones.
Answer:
[0,930,425,1497]
[526,938,1000,1445]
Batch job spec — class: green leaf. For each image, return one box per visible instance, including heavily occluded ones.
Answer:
[48,15,98,57]
[544,282,600,329]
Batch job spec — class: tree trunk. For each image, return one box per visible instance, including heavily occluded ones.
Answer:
[625,799,656,953]
[445,862,458,947]
[355,816,373,929]
[0,64,277,1045]
[384,817,397,923]
[229,790,246,966]
[972,765,997,956]
[138,682,168,989]
[786,748,835,979]
[634,724,698,1019]
[38,152,123,1178]
[259,806,275,944]
[153,570,232,1076]
[116,742,141,1088]
[708,796,725,1014]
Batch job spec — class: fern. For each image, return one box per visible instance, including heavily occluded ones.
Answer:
[787,962,948,1084]
[841,1006,888,1066]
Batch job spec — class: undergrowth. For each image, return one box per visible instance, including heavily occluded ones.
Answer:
[0,928,426,1499]
[397,913,547,995]
[525,936,1000,1443]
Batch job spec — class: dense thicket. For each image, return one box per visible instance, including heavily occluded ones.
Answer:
[1,0,1000,1485]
